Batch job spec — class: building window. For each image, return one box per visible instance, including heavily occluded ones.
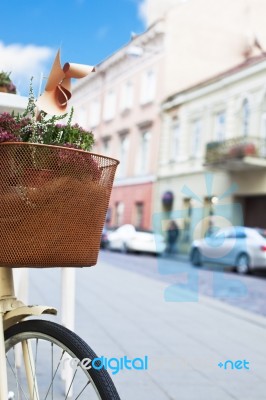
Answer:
[191,119,202,158]
[117,134,129,177]
[135,202,144,228]
[90,98,100,128]
[242,98,250,137]
[171,118,180,161]
[115,202,124,226]
[203,196,218,237]
[182,198,192,242]
[261,112,266,138]
[102,136,111,155]
[261,112,266,157]
[120,81,133,112]
[103,90,116,121]
[136,130,151,174]
[140,69,156,105]
[214,111,226,141]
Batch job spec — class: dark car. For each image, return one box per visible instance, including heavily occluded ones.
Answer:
[100,226,109,249]
[100,226,118,249]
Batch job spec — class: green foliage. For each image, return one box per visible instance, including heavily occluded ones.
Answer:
[0,71,12,85]
[0,79,94,151]
[0,71,17,94]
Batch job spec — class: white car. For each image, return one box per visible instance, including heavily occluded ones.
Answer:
[107,224,166,255]
[190,226,266,274]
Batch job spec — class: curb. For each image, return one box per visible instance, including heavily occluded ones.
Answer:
[167,254,266,329]
[199,293,266,329]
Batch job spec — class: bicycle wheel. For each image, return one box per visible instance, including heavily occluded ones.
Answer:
[5,320,121,399]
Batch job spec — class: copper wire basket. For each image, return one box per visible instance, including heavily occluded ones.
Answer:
[0,142,119,268]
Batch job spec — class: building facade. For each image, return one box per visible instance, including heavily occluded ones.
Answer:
[156,54,266,253]
[72,21,165,229]
[143,0,266,98]
[72,0,266,231]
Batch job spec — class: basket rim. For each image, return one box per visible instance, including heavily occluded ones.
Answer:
[0,141,120,166]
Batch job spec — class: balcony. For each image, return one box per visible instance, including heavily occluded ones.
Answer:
[204,136,266,171]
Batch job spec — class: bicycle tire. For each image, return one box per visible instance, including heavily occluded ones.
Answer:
[5,319,121,400]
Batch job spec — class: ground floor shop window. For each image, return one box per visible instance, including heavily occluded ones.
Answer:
[115,202,124,226]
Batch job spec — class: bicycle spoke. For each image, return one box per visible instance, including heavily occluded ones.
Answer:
[6,354,30,400]
[65,368,78,399]
[5,321,119,400]
[44,349,65,400]
[12,345,20,400]
[75,381,91,399]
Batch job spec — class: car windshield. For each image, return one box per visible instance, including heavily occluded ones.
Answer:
[205,228,229,238]
[136,228,154,234]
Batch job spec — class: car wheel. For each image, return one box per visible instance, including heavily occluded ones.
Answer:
[235,253,250,274]
[191,248,202,266]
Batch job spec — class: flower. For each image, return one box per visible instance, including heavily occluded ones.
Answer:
[0,71,17,94]
[0,79,94,151]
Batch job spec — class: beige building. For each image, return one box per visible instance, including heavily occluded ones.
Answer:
[156,54,266,253]
[144,0,266,98]
[72,0,266,230]
[72,21,165,229]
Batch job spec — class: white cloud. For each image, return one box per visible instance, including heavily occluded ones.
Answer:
[138,0,148,26]
[0,42,54,96]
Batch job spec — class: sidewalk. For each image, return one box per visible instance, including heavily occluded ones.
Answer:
[29,260,266,400]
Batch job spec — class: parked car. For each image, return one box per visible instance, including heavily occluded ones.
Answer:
[100,226,118,249]
[107,224,166,255]
[190,226,266,274]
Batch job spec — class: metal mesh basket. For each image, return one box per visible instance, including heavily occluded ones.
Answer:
[0,142,119,268]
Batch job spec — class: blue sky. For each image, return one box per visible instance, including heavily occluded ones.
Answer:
[0,0,146,95]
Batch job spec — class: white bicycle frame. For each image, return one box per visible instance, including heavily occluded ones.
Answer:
[0,267,56,400]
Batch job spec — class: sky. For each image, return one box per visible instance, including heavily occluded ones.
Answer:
[0,0,147,96]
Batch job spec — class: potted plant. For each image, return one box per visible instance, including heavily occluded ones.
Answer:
[0,53,119,268]
[205,140,223,163]
[0,71,16,94]
[0,80,99,180]
[228,142,257,159]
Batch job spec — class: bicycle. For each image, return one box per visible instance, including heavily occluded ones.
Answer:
[0,143,121,399]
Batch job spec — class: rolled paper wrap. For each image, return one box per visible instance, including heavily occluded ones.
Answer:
[37,50,95,115]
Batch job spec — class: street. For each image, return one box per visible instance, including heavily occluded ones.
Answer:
[27,252,266,399]
[100,250,266,317]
